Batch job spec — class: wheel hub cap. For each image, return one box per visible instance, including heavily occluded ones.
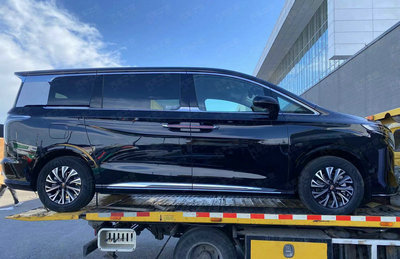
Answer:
[311,167,354,209]
[189,243,222,259]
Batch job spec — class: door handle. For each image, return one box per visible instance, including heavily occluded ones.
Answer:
[162,124,191,129]
[190,125,219,130]
[161,124,218,131]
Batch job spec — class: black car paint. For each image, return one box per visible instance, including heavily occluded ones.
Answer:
[2,67,397,197]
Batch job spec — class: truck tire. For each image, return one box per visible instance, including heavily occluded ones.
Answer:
[37,156,94,212]
[174,227,237,259]
[298,156,364,215]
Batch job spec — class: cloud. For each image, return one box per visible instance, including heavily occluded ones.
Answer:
[0,0,122,123]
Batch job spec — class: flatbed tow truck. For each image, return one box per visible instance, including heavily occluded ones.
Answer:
[6,193,400,259]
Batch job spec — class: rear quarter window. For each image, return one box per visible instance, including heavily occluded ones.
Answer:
[16,79,50,107]
[15,75,95,107]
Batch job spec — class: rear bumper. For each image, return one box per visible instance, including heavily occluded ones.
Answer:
[4,179,33,191]
[1,157,34,191]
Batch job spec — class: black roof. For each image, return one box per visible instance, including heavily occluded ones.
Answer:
[15,67,249,78]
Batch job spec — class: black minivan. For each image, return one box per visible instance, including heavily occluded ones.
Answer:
[2,67,397,214]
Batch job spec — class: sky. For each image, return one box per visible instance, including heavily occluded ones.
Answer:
[0,0,284,123]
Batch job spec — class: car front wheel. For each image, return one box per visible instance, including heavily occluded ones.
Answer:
[298,156,364,215]
[37,156,94,212]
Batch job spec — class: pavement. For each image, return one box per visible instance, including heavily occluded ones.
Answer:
[0,190,178,258]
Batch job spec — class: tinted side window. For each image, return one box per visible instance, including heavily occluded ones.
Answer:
[48,76,95,106]
[102,74,181,110]
[16,78,50,107]
[270,92,314,114]
[193,74,270,112]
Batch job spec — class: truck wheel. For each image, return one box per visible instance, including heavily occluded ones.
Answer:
[174,227,237,259]
[298,156,364,215]
[37,156,94,212]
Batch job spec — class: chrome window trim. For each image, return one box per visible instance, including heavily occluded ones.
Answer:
[97,71,187,76]
[43,106,90,110]
[21,73,98,83]
[46,73,98,83]
[188,71,320,115]
[43,106,190,112]
[83,107,190,112]
[29,71,183,82]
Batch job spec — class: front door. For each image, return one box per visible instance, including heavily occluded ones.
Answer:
[85,73,192,191]
[188,73,291,194]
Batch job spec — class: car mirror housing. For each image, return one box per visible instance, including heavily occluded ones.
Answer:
[252,96,280,120]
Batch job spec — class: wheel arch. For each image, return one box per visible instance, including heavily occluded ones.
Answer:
[294,146,371,198]
[30,145,95,191]
[295,147,367,177]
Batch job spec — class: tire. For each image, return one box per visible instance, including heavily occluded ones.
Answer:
[298,156,364,215]
[173,227,237,259]
[37,156,94,212]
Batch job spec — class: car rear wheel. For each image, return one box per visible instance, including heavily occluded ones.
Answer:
[37,156,94,212]
[298,156,364,215]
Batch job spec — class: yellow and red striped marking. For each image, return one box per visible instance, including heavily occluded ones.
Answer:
[84,211,400,228]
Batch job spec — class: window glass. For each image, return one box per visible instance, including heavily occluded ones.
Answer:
[270,91,314,114]
[394,129,400,152]
[103,74,181,110]
[48,76,95,106]
[204,99,252,112]
[193,74,269,112]
[16,78,49,107]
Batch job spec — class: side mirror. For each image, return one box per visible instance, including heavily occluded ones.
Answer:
[252,96,280,119]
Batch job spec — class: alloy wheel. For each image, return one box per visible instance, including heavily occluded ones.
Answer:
[310,166,354,209]
[44,166,81,204]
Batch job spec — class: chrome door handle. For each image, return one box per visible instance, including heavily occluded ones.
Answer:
[190,125,219,130]
[162,124,191,129]
[162,124,218,131]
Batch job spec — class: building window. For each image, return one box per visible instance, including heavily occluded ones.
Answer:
[269,0,345,95]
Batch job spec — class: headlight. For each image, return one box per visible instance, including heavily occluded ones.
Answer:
[362,123,384,133]
[388,131,395,148]
[363,123,395,148]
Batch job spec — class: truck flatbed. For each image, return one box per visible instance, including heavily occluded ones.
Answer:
[7,194,400,258]
[8,194,400,228]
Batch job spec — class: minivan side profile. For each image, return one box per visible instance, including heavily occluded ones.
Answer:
[2,67,398,214]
